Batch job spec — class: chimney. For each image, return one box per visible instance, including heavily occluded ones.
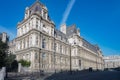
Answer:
[60,24,66,34]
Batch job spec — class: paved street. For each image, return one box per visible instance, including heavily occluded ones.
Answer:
[6,71,120,80]
[45,71,120,80]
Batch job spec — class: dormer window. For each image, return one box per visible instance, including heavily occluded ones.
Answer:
[35,5,42,13]
[30,11,31,15]
[43,11,46,19]
[35,6,39,12]
[43,11,47,20]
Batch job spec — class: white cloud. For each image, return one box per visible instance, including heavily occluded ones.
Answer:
[59,0,76,26]
[0,25,16,40]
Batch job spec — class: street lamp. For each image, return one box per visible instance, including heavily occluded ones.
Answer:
[68,38,73,75]
[70,45,72,74]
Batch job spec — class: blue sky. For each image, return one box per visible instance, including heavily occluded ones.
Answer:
[0,0,120,56]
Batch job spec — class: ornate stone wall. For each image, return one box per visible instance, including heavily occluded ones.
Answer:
[10,0,105,72]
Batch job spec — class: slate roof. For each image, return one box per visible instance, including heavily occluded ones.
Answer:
[55,29,67,42]
[66,24,77,37]
[82,38,99,53]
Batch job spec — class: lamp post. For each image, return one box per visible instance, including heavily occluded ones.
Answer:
[68,38,73,74]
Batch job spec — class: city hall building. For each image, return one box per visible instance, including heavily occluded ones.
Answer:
[104,55,120,69]
[10,0,104,72]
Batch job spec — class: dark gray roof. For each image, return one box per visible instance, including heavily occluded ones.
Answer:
[29,1,42,15]
[54,24,78,41]
[82,38,99,53]
[66,24,77,37]
[55,29,67,41]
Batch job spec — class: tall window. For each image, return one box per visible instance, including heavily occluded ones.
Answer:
[54,56,57,64]
[42,24,46,32]
[42,53,46,59]
[51,28,53,35]
[20,41,22,49]
[27,37,29,48]
[43,11,46,19]
[36,24,38,29]
[35,53,38,59]
[30,35,32,47]
[42,38,46,48]
[36,35,39,45]
[36,19,39,29]
[29,22,31,30]
[60,45,62,53]
[23,39,25,48]
[54,43,56,51]
[42,53,46,68]
[25,38,27,48]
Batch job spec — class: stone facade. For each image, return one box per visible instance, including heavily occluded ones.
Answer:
[104,55,120,68]
[10,0,104,72]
